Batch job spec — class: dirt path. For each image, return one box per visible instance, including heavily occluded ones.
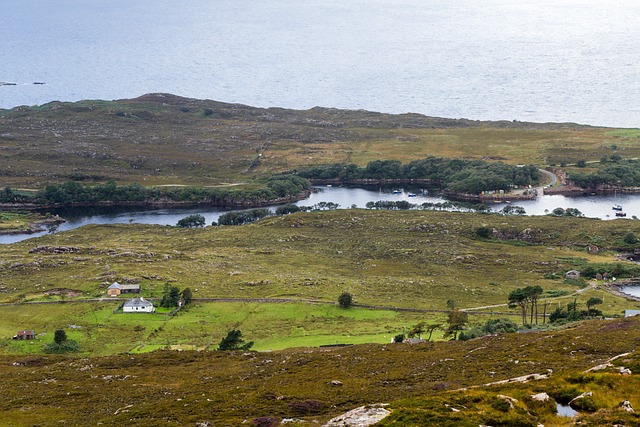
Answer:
[464,281,597,313]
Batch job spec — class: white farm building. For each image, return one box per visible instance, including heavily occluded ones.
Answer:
[123,297,155,313]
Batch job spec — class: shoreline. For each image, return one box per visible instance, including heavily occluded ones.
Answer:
[605,281,640,302]
[0,189,312,212]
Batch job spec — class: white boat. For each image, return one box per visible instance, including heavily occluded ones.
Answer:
[407,193,417,197]
[613,204,623,211]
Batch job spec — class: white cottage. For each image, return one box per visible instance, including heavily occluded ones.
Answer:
[123,297,155,313]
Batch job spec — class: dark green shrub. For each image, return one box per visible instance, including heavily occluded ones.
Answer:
[338,292,353,308]
[44,340,79,354]
[218,329,253,351]
[476,226,491,238]
[623,232,638,244]
[489,397,512,412]
[54,329,67,345]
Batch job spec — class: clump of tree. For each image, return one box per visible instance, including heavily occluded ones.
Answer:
[581,263,640,279]
[444,309,468,340]
[275,203,302,215]
[159,283,192,308]
[406,322,441,342]
[176,214,206,228]
[338,292,353,308]
[0,175,310,207]
[310,202,340,211]
[181,287,193,305]
[569,159,640,189]
[459,318,519,341]
[549,297,604,323]
[586,297,604,317]
[217,208,270,226]
[500,205,526,215]
[218,329,254,351]
[549,299,582,323]
[550,207,584,217]
[366,200,414,210]
[297,157,539,194]
[508,285,544,326]
[43,329,79,353]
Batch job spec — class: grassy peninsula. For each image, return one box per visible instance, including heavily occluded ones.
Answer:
[1,93,638,189]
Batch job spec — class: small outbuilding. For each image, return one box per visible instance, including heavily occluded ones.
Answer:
[14,330,35,340]
[123,297,155,313]
[107,282,122,297]
[565,270,581,279]
[121,284,140,294]
[107,282,141,297]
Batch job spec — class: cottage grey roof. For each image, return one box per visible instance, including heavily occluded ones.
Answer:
[123,297,154,309]
[108,282,122,289]
[120,284,140,290]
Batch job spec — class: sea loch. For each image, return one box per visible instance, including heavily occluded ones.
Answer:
[1,0,639,128]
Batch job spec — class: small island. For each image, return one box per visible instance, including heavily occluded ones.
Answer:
[0,212,65,235]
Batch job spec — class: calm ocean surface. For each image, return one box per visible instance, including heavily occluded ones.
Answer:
[1,0,639,128]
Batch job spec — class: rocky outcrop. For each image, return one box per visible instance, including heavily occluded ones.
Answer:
[530,392,550,402]
[322,404,391,427]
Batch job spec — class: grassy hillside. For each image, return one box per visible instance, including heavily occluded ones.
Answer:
[0,94,637,189]
[0,317,638,426]
[2,96,640,426]
[1,210,640,356]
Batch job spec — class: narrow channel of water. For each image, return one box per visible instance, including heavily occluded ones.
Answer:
[2,185,640,245]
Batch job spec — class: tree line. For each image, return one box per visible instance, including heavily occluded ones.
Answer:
[297,157,540,194]
[569,159,640,189]
[176,202,341,228]
[0,175,310,206]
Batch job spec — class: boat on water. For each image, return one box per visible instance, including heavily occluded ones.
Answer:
[392,190,402,194]
[615,212,627,217]
[613,204,623,211]
[407,193,417,197]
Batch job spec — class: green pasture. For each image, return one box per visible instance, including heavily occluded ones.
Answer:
[0,300,526,355]
[0,287,634,357]
[0,301,448,355]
